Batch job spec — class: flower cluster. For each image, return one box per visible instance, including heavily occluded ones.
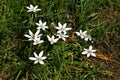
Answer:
[24,29,44,45]
[25,4,97,64]
[55,23,72,41]
[24,22,72,45]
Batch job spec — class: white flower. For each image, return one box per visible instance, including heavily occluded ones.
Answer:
[75,30,87,39]
[29,51,47,64]
[47,35,59,44]
[24,30,42,41]
[26,4,41,13]
[84,34,92,41]
[81,45,96,57]
[36,20,48,31]
[75,30,92,41]
[56,33,69,41]
[55,22,72,34]
[33,36,44,45]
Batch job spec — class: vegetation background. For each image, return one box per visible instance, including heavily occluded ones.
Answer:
[0,0,120,80]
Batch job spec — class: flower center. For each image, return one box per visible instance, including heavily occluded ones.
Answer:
[51,38,54,42]
[40,25,44,28]
[36,57,41,61]
[31,8,35,11]
[87,50,91,53]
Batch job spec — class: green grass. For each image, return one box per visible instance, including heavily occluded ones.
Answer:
[0,0,120,80]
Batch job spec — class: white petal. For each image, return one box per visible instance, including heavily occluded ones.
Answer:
[38,34,42,37]
[62,37,66,41]
[27,10,32,12]
[29,57,36,61]
[24,34,32,39]
[35,30,40,36]
[45,26,48,28]
[57,31,62,34]
[34,61,38,64]
[33,42,37,45]
[63,31,67,34]
[42,28,45,31]
[89,46,93,50]
[41,56,47,60]
[50,42,54,44]
[65,35,69,37]
[26,6,30,9]
[75,32,80,36]
[92,50,96,52]
[39,20,42,24]
[63,23,67,28]
[84,48,87,51]
[39,40,44,43]
[39,61,44,64]
[55,26,60,29]
[36,23,40,26]
[39,51,43,57]
[81,35,85,38]
[84,38,88,41]
[65,28,72,31]
[80,30,82,33]
[35,5,38,8]
[37,27,41,30]
[91,53,96,57]
[34,52,38,58]
[30,4,33,8]
[29,30,33,36]
[81,51,87,54]
[52,35,55,39]
[28,38,33,41]
[54,38,59,43]
[36,9,41,11]
[58,22,62,28]
[47,35,51,41]
[43,22,46,26]
[83,31,87,34]
[87,53,90,57]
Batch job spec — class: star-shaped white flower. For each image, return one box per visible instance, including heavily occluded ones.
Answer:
[75,30,87,39]
[47,35,59,44]
[81,45,96,57]
[36,20,48,31]
[24,29,42,41]
[33,36,44,45]
[26,4,41,13]
[55,22,72,34]
[56,33,69,41]
[29,51,47,64]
